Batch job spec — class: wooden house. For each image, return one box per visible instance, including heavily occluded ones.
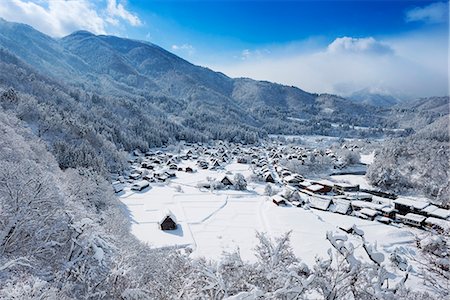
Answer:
[308,196,331,211]
[334,183,359,194]
[158,211,177,230]
[358,208,378,220]
[306,184,331,195]
[264,172,275,183]
[283,175,302,185]
[165,171,176,178]
[112,183,124,193]
[421,205,450,220]
[393,198,429,215]
[272,195,286,206]
[424,217,449,233]
[221,176,234,186]
[330,199,352,215]
[381,207,396,219]
[131,180,150,191]
[399,213,426,227]
[344,192,373,201]
[211,160,221,169]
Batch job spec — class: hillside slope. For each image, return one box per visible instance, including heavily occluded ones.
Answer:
[0,18,430,173]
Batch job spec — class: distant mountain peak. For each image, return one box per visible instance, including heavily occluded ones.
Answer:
[349,88,401,107]
[65,30,96,38]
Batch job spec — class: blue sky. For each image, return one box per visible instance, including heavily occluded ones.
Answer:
[0,0,448,98]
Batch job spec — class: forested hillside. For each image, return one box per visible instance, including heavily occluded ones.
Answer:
[0,18,413,174]
[367,112,449,207]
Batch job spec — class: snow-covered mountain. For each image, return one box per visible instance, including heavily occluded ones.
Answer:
[0,18,445,174]
[0,18,386,134]
[349,88,401,107]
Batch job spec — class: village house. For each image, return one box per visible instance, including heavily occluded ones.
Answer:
[344,191,373,201]
[333,183,360,194]
[272,195,287,206]
[220,175,234,186]
[264,172,275,183]
[399,213,426,227]
[423,217,450,233]
[305,184,331,195]
[393,198,430,215]
[112,182,124,193]
[330,199,352,215]
[131,180,150,191]
[421,205,450,220]
[357,208,378,220]
[308,196,331,211]
[158,211,177,230]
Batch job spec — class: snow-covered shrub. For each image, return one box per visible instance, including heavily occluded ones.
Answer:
[233,173,247,191]
[336,148,361,166]
[264,184,274,196]
[174,185,184,193]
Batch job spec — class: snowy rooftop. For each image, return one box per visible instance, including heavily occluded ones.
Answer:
[360,208,378,217]
[331,199,351,214]
[421,205,450,219]
[394,198,429,210]
[351,200,387,211]
[402,213,426,223]
[158,210,177,225]
[424,217,450,229]
[309,197,331,210]
[307,184,325,192]
[345,191,373,199]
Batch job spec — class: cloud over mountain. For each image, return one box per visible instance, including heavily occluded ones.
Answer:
[327,37,394,55]
[0,0,141,37]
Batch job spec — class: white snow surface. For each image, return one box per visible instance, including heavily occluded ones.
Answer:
[119,161,433,292]
[360,152,375,164]
[120,163,418,263]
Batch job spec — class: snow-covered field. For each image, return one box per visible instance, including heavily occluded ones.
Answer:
[119,164,421,269]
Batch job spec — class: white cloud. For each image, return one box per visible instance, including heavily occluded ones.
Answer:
[327,37,393,55]
[405,1,449,24]
[0,0,142,37]
[211,34,448,99]
[239,48,270,60]
[171,44,195,56]
[106,0,141,26]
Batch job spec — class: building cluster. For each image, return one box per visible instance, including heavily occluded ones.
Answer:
[111,141,449,233]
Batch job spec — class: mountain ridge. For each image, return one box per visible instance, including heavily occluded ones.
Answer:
[0,18,446,174]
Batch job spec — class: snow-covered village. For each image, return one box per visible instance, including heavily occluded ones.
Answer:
[113,136,449,297]
[0,1,449,299]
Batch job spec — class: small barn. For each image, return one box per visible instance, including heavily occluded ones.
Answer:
[306,184,331,195]
[358,208,378,220]
[424,217,449,233]
[308,197,331,211]
[393,198,429,215]
[330,199,352,215]
[264,172,275,183]
[334,183,360,194]
[112,183,124,193]
[221,176,234,186]
[131,180,150,191]
[272,195,286,206]
[421,205,450,220]
[399,213,426,227]
[158,211,177,230]
[211,160,221,169]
